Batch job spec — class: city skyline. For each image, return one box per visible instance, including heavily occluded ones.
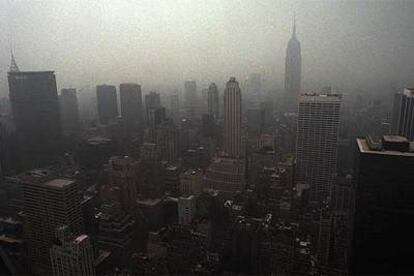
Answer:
[0,1,413,95]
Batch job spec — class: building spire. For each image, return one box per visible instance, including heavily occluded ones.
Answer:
[9,50,20,72]
[292,13,297,38]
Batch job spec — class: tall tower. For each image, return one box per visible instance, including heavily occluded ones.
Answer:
[60,88,81,136]
[284,16,302,113]
[8,69,62,167]
[96,85,118,124]
[224,77,242,157]
[184,80,197,119]
[296,94,341,202]
[22,171,84,274]
[119,83,143,129]
[208,82,219,119]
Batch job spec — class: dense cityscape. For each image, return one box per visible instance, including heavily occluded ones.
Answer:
[0,1,413,275]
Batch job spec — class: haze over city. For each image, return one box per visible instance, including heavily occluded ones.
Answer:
[1,1,414,275]
[1,0,413,95]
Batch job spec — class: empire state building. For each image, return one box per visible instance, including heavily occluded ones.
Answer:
[284,17,302,113]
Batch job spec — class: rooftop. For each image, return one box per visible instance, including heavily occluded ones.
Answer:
[357,136,414,157]
[299,93,342,103]
[44,178,76,189]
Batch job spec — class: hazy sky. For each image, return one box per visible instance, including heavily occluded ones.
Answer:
[0,0,413,96]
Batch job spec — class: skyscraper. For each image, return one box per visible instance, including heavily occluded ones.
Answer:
[50,226,95,276]
[184,81,197,119]
[96,85,118,124]
[391,88,414,140]
[60,88,81,136]
[22,170,84,274]
[296,93,341,202]
[224,77,242,157]
[284,17,302,113]
[8,69,62,167]
[119,83,143,129]
[351,135,414,274]
[208,82,219,119]
[145,91,161,123]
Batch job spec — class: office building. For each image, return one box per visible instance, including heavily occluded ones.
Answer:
[391,88,414,140]
[97,202,139,266]
[203,156,245,197]
[169,93,180,122]
[351,135,414,274]
[208,82,219,119]
[284,17,301,113]
[60,88,81,136]
[145,91,162,123]
[296,94,341,202]
[8,70,62,167]
[184,81,197,119]
[102,156,139,213]
[156,120,179,163]
[22,171,83,274]
[224,77,242,157]
[180,169,203,196]
[178,195,196,225]
[119,83,142,129]
[96,85,118,124]
[50,226,95,276]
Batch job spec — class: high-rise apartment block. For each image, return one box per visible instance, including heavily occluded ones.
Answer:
[96,85,118,124]
[391,88,414,140]
[224,77,242,157]
[119,83,142,129]
[296,93,341,202]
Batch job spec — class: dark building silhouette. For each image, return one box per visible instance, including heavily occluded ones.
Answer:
[351,135,414,274]
[119,83,142,129]
[145,91,161,123]
[96,85,118,124]
[224,77,242,157]
[208,82,219,119]
[184,81,197,119]
[60,88,81,136]
[391,88,414,140]
[8,70,62,167]
[284,17,301,113]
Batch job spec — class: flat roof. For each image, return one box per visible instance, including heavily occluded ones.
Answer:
[299,93,342,103]
[357,138,414,157]
[44,178,76,189]
[8,71,54,75]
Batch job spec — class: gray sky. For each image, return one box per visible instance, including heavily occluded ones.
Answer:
[0,0,413,96]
